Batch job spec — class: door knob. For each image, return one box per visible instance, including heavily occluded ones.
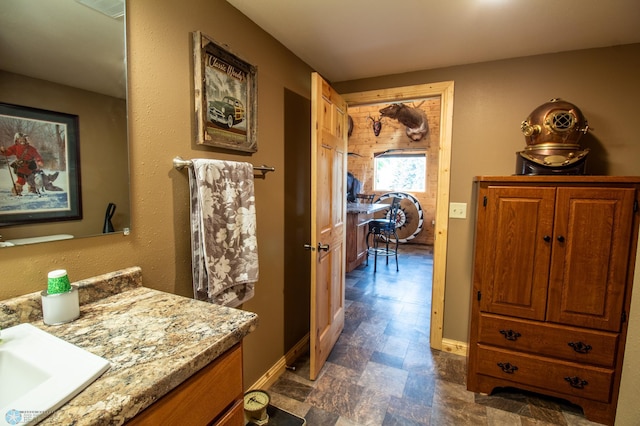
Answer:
[543,235,551,242]
[318,243,330,252]
[303,244,315,251]
[557,235,565,242]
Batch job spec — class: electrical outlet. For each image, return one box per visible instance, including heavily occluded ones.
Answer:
[449,202,467,219]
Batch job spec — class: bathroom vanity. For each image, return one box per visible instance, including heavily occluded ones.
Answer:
[0,267,258,425]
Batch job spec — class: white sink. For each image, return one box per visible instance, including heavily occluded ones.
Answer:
[0,323,110,425]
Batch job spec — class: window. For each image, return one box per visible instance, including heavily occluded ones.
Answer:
[374,154,426,192]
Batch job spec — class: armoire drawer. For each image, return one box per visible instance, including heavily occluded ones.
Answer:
[476,345,614,403]
[478,313,618,367]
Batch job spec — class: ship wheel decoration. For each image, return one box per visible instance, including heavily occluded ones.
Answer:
[375,192,424,243]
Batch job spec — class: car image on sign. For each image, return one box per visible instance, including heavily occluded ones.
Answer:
[208,96,245,128]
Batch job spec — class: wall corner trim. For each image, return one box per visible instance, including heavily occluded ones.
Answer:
[441,338,468,356]
[247,333,310,391]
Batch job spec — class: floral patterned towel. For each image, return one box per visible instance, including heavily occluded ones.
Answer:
[188,159,259,307]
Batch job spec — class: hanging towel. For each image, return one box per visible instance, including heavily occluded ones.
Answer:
[188,159,259,307]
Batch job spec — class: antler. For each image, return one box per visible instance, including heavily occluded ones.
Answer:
[367,114,383,136]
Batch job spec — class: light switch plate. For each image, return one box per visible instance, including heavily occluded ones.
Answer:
[449,202,467,219]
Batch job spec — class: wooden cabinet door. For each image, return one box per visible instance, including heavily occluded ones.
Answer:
[547,187,636,331]
[479,186,555,320]
[128,344,242,425]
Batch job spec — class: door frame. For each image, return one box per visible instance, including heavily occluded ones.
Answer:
[342,81,454,351]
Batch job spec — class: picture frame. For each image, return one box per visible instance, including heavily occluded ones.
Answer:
[0,103,82,226]
[193,31,258,153]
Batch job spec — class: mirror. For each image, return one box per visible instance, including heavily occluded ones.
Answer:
[0,0,130,247]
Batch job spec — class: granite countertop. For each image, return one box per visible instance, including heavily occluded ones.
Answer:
[346,202,389,214]
[0,267,259,425]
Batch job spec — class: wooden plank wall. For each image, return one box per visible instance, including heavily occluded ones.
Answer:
[347,97,441,245]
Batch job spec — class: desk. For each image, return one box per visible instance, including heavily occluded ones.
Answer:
[346,202,389,272]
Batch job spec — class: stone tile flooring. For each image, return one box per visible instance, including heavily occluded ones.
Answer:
[266,244,603,425]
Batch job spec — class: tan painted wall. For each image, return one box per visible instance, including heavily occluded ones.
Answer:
[334,43,640,425]
[0,71,129,239]
[0,0,313,389]
[1,2,638,422]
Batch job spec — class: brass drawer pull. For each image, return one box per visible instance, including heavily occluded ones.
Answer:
[497,362,518,374]
[564,376,588,389]
[568,341,592,354]
[499,329,522,341]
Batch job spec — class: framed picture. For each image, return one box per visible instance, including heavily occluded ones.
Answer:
[193,31,258,153]
[0,103,82,226]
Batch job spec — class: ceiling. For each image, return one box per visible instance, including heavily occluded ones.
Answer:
[227,0,640,83]
[0,0,125,99]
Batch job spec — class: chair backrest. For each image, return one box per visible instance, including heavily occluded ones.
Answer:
[368,197,401,234]
[375,197,401,231]
[387,197,401,226]
[355,193,375,204]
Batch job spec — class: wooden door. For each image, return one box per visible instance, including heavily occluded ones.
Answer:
[547,187,636,331]
[479,186,555,320]
[309,73,347,380]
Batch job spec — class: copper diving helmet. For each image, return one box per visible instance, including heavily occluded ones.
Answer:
[517,98,590,174]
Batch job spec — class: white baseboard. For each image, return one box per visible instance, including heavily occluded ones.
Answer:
[247,333,310,391]
[440,338,468,356]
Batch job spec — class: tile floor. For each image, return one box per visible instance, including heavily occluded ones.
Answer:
[266,244,603,425]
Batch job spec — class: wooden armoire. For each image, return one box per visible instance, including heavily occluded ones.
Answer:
[467,176,640,425]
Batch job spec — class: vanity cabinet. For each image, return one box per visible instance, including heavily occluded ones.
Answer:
[128,343,244,425]
[467,176,640,425]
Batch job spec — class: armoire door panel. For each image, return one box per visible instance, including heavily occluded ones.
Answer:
[547,188,636,331]
[480,186,556,320]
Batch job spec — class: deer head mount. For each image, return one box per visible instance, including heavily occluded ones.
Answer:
[367,114,383,136]
[379,103,429,142]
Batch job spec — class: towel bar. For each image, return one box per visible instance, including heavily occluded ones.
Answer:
[172,156,275,178]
